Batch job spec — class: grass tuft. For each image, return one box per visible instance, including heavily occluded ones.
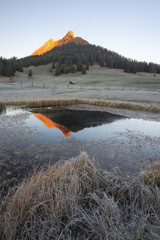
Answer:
[139,162,160,187]
[1,153,160,239]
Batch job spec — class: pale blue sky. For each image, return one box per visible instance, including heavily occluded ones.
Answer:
[0,0,160,64]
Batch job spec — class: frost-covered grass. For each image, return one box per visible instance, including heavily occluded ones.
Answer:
[1,152,160,239]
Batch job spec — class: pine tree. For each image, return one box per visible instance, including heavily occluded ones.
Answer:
[55,66,61,76]
[82,65,86,74]
[77,62,82,71]
[28,69,33,77]
[86,63,89,70]
[69,64,77,73]
[52,62,55,69]
[0,60,4,75]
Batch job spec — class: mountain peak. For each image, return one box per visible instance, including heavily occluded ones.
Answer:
[47,38,55,43]
[64,30,74,38]
[30,31,88,56]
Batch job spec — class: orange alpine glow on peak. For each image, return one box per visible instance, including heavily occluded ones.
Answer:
[30,31,74,56]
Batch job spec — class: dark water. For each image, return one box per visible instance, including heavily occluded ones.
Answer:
[15,108,160,142]
[1,107,160,192]
[27,109,126,143]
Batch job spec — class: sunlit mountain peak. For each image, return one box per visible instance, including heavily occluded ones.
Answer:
[30,30,75,56]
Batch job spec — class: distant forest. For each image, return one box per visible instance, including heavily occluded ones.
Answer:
[1,43,160,76]
[0,57,23,77]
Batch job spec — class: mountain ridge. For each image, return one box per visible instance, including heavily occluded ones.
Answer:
[30,31,88,56]
[1,31,160,77]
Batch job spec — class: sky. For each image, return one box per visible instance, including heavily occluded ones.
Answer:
[0,0,160,64]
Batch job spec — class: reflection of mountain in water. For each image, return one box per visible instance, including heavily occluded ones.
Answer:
[33,113,73,137]
[32,109,126,137]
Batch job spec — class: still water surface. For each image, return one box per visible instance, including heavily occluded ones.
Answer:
[1,106,160,190]
[5,107,160,142]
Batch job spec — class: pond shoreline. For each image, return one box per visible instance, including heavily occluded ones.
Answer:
[64,103,160,122]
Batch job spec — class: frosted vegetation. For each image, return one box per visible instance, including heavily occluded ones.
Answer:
[1,152,160,239]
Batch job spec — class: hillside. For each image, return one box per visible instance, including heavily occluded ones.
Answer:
[19,42,160,76]
[1,31,160,77]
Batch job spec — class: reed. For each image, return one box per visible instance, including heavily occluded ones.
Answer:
[7,98,160,113]
[1,153,160,239]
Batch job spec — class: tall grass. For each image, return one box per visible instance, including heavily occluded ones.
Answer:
[139,162,160,187]
[7,98,160,113]
[1,152,160,239]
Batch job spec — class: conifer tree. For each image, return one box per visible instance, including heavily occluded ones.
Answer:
[55,66,61,76]
[82,65,86,74]
[28,69,33,77]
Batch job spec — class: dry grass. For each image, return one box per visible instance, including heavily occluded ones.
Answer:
[7,98,160,113]
[1,153,160,239]
[139,162,160,187]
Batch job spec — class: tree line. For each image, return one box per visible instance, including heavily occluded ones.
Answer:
[0,42,160,77]
[0,57,23,77]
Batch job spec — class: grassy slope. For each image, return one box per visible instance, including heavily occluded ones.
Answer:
[8,64,160,89]
[1,152,160,239]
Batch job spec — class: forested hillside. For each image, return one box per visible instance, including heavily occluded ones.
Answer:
[1,42,160,77]
[19,43,160,76]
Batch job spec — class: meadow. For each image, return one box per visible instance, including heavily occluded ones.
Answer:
[18,64,160,90]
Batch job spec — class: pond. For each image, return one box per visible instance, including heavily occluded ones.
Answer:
[6,107,160,141]
[0,106,160,192]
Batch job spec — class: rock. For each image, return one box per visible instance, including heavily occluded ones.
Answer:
[30,31,88,56]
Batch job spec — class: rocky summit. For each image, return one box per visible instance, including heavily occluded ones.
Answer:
[30,31,88,56]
